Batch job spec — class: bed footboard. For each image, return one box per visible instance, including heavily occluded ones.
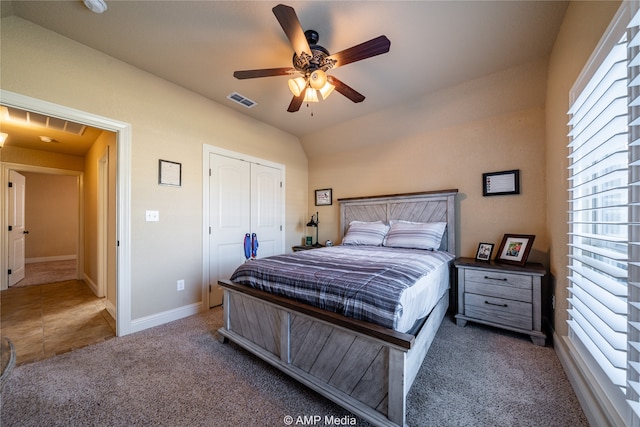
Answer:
[217,280,448,427]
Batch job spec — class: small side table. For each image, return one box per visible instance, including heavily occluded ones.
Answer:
[454,257,546,346]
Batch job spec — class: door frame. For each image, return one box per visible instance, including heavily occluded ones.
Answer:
[0,90,133,336]
[2,165,83,287]
[202,144,286,309]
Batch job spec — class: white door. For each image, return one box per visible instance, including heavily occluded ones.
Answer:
[208,153,283,307]
[250,163,283,259]
[8,171,26,286]
[209,154,251,307]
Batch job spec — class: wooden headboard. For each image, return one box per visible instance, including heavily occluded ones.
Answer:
[338,189,458,255]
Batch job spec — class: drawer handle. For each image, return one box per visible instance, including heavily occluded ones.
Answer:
[485,301,508,307]
[484,276,507,281]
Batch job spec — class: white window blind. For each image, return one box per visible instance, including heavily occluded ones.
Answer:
[626,2,640,419]
[567,22,629,394]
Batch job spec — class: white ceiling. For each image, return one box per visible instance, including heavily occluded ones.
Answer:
[0,0,568,150]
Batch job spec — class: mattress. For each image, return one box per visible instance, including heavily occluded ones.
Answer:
[229,245,454,333]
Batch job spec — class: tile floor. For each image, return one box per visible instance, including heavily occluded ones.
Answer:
[0,280,116,365]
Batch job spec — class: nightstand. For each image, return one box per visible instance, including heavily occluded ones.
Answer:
[454,257,546,346]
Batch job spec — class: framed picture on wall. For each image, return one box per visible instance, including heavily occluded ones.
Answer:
[315,188,332,206]
[483,169,520,196]
[159,159,181,187]
[496,234,535,266]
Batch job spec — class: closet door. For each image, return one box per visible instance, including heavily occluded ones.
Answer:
[250,163,283,259]
[209,154,251,307]
[208,153,284,307]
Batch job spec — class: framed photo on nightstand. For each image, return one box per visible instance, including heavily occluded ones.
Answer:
[475,243,494,262]
[496,234,535,266]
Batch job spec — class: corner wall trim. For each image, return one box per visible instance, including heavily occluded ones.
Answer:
[553,331,627,427]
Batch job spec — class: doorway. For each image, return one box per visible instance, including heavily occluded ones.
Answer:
[8,169,81,289]
[0,90,133,336]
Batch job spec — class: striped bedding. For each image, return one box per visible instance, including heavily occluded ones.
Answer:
[229,246,454,332]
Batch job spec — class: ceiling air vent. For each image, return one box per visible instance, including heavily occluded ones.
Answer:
[3,106,87,135]
[227,92,257,109]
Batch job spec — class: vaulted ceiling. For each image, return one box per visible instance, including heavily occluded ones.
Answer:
[1,0,568,154]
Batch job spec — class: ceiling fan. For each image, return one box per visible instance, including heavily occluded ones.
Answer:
[233,4,391,113]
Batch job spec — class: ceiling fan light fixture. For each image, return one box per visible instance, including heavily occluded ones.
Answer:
[288,77,307,97]
[318,82,335,100]
[309,70,327,90]
[304,89,319,103]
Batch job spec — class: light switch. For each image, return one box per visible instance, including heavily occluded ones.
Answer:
[145,210,159,222]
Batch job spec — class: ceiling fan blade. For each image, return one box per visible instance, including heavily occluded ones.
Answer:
[272,4,311,57]
[327,35,391,68]
[287,87,306,112]
[234,68,296,79]
[327,76,365,103]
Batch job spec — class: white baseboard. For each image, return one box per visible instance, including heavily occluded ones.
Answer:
[129,302,203,334]
[26,255,76,264]
[104,298,116,321]
[553,331,628,426]
[83,273,99,295]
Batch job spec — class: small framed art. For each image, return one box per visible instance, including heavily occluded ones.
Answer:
[159,159,181,187]
[475,243,494,262]
[483,169,520,196]
[315,188,332,206]
[496,234,535,266]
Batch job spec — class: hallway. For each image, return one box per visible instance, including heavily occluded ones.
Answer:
[0,280,116,365]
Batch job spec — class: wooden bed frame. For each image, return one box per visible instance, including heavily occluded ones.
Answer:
[218,189,458,427]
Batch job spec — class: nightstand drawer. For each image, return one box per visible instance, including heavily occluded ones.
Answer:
[464,293,532,330]
[465,281,532,303]
[465,269,532,288]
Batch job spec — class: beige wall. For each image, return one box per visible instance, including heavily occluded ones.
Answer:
[23,172,78,260]
[304,58,549,264]
[546,1,621,336]
[1,16,308,320]
[83,130,117,307]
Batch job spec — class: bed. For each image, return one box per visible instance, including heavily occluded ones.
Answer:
[217,189,458,427]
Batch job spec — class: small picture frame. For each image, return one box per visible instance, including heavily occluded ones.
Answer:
[483,169,520,196]
[315,188,332,206]
[159,159,181,187]
[496,234,535,267]
[475,243,494,262]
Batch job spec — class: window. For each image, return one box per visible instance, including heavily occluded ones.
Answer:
[567,1,640,423]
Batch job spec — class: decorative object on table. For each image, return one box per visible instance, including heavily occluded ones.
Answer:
[475,242,494,262]
[482,169,520,196]
[496,234,535,267]
[325,240,333,247]
[159,159,181,187]
[315,188,332,206]
[306,211,320,246]
[305,236,313,246]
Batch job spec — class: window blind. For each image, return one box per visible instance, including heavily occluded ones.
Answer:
[567,28,629,394]
[626,3,640,418]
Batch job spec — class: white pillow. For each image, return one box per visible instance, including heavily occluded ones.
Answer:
[342,221,390,246]
[383,220,446,250]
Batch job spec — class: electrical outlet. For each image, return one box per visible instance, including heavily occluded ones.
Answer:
[177,279,185,291]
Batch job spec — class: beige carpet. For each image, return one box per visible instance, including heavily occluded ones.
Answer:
[0,309,589,427]
[12,260,77,288]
